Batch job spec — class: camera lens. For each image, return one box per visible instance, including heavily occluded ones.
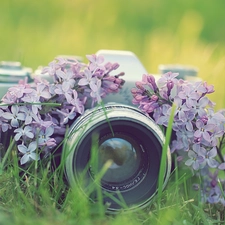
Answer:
[64,103,171,213]
[98,135,142,184]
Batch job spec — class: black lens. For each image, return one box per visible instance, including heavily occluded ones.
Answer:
[64,104,171,213]
[98,135,142,184]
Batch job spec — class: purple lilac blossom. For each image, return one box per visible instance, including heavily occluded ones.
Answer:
[185,149,204,170]
[18,141,40,165]
[0,54,124,165]
[78,69,99,92]
[199,170,225,206]
[131,72,225,171]
[131,71,225,206]
[2,105,25,127]
[86,54,105,72]
[14,125,34,141]
[178,85,199,108]
[198,146,219,168]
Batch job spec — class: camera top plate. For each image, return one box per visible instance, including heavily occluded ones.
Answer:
[0,61,32,83]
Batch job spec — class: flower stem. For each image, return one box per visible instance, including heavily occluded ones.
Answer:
[157,103,175,209]
[0,139,16,175]
[0,102,61,107]
[217,134,225,163]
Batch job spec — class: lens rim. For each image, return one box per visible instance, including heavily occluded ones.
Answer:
[64,103,171,213]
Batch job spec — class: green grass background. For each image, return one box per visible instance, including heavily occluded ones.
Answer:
[1,1,225,224]
[1,0,225,109]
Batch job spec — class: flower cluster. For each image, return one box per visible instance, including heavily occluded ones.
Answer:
[131,72,225,205]
[0,54,124,165]
[202,170,225,206]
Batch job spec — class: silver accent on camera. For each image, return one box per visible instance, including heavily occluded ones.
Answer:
[97,50,161,106]
[0,61,32,100]
[0,61,32,83]
[159,64,200,81]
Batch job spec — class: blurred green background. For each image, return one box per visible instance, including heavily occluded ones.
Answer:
[1,0,225,109]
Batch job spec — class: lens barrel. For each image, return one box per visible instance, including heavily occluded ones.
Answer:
[63,103,171,213]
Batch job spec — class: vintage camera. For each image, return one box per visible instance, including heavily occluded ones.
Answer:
[0,50,198,213]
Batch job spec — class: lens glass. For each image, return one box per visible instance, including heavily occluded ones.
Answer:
[98,135,141,184]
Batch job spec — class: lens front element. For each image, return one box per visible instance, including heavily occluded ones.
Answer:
[99,136,141,184]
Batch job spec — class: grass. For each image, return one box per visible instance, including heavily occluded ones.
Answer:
[1,0,225,224]
[0,107,224,225]
[0,151,222,225]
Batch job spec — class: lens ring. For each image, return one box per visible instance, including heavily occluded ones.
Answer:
[64,103,171,213]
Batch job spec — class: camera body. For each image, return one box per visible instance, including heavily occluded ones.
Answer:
[0,61,33,100]
[0,50,199,213]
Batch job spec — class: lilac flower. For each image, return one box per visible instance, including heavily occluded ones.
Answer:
[174,126,194,151]
[166,80,174,96]
[173,97,190,122]
[0,109,10,132]
[203,81,215,94]
[86,54,104,72]
[207,186,221,204]
[210,127,224,147]
[192,96,209,117]
[6,84,33,99]
[21,92,42,113]
[18,142,40,165]
[183,111,195,132]
[206,184,225,206]
[207,108,225,131]
[208,170,219,187]
[194,119,215,141]
[157,71,179,87]
[55,69,76,91]
[0,53,124,167]
[42,58,66,78]
[142,74,158,92]
[33,117,55,130]
[139,100,159,114]
[104,62,119,73]
[54,84,72,103]
[101,75,123,96]
[14,125,34,141]
[131,71,225,209]
[134,81,145,92]
[21,90,40,103]
[185,148,204,170]
[38,126,56,147]
[170,139,186,153]
[178,85,199,108]
[35,83,51,100]
[78,69,98,91]
[198,146,219,168]
[0,119,10,132]
[90,79,102,104]
[2,105,25,127]
[218,156,225,170]
[54,83,72,103]
[70,90,85,114]
[56,107,77,125]
[20,106,39,125]
[154,104,171,126]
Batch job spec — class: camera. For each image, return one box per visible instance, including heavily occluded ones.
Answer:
[0,61,33,99]
[0,50,198,213]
